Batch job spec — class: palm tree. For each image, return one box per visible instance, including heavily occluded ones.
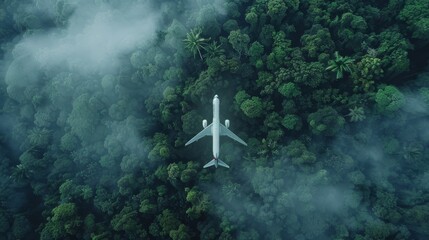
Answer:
[204,41,224,59]
[10,164,32,182]
[183,28,210,60]
[347,106,365,122]
[326,51,355,79]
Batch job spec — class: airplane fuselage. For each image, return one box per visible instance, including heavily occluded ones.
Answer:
[184,94,247,169]
[212,95,220,161]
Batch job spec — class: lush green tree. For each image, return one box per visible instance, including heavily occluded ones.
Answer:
[159,88,181,124]
[139,199,156,215]
[326,51,355,79]
[240,96,264,118]
[306,0,330,27]
[41,203,82,240]
[339,12,368,32]
[58,180,92,201]
[282,114,302,130]
[228,30,250,57]
[352,55,383,92]
[167,162,182,186]
[19,150,46,174]
[234,90,250,107]
[245,9,258,26]
[10,163,32,182]
[60,132,80,152]
[93,188,116,215]
[59,179,79,201]
[375,85,405,114]
[170,224,192,240]
[120,154,141,173]
[180,162,198,183]
[267,0,287,23]
[278,82,301,98]
[118,174,140,195]
[111,206,146,237]
[336,12,368,50]
[347,106,366,122]
[284,140,317,165]
[300,26,334,59]
[204,41,225,59]
[399,0,429,40]
[263,112,282,130]
[277,60,326,88]
[256,71,276,94]
[183,68,229,103]
[28,127,51,147]
[183,28,210,60]
[376,29,411,76]
[259,24,275,47]
[155,209,181,238]
[266,31,292,70]
[247,41,265,68]
[185,187,211,219]
[148,133,170,163]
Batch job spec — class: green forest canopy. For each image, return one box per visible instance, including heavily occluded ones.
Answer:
[0,0,429,239]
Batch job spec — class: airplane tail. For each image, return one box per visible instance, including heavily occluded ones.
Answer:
[203,159,216,168]
[203,159,230,168]
[218,159,230,168]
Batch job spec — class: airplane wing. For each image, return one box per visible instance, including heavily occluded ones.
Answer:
[220,124,247,146]
[185,123,213,146]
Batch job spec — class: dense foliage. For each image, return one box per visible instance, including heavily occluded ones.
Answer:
[0,0,428,239]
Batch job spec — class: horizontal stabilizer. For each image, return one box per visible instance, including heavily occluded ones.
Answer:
[217,159,230,168]
[203,159,216,168]
[203,159,230,168]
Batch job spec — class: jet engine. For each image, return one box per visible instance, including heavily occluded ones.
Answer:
[225,119,230,128]
[203,119,207,128]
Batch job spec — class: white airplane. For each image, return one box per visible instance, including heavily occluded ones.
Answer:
[185,95,247,168]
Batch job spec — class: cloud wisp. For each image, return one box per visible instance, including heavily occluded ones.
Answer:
[11,1,159,74]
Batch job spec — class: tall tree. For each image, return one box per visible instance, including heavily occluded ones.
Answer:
[183,28,210,60]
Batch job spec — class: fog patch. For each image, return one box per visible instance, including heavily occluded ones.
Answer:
[10,1,159,74]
